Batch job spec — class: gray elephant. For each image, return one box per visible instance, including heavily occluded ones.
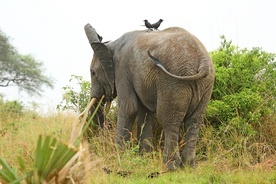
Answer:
[84,23,215,170]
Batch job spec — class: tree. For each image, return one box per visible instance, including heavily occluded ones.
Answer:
[0,29,53,96]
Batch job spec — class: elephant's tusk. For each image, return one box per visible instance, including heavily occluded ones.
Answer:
[78,111,85,118]
[79,96,104,135]
[71,96,104,144]
[78,97,98,118]
[105,101,111,115]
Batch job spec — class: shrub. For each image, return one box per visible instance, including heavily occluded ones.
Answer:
[57,75,90,113]
[0,97,24,135]
[0,98,23,115]
[208,36,275,127]
[202,36,276,164]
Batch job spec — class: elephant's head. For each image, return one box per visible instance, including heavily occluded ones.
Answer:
[84,24,116,128]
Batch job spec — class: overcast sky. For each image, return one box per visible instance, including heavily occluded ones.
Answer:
[1,0,275,112]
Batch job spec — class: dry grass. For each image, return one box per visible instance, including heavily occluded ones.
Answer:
[0,111,73,169]
[1,110,275,183]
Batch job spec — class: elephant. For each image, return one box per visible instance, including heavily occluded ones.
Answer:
[84,23,215,170]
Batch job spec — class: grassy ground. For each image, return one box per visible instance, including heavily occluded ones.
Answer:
[89,164,276,184]
[0,111,275,183]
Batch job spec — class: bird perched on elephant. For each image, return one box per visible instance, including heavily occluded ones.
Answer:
[143,19,163,31]
[152,19,163,30]
[143,19,153,32]
[83,23,215,170]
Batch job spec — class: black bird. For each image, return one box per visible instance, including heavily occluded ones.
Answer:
[143,19,153,31]
[152,19,163,30]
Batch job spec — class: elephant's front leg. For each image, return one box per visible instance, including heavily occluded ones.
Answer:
[115,96,139,147]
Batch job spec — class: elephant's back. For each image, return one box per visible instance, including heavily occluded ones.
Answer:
[133,27,211,78]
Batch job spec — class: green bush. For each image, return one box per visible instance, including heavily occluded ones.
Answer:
[0,97,24,135]
[202,36,276,164]
[57,75,90,113]
[0,98,23,115]
[207,36,275,126]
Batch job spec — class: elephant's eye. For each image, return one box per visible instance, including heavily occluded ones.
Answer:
[91,70,96,76]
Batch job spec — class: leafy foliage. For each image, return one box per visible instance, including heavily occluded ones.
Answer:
[207,36,276,127]
[57,75,90,113]
[0,157,20,183]
[0,97,25,136]
[0,134,80,183]
[0,97,23,115]
[203,36,276,163]
[0,29,54,96]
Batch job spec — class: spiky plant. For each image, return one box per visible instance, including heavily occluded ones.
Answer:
[0,96,104,184]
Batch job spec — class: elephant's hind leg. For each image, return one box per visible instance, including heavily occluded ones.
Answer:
[181,114,203,167]
[157,111,184,170]
[181,89,212,167]
[163,124,182,170]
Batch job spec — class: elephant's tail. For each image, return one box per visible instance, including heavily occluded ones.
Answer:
[148,51,209,80]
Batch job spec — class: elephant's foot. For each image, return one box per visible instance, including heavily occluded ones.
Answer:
[181,149,196,168]
[115,135,130,149]
[181,157,196,168]
[163,155,181,171]
[166,161,180,171]
[139,138,153,153]
[139,145,152,154]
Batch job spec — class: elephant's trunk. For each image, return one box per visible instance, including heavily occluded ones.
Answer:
[90,101,105,128]
[105,101,111,115]
[79,96,108,129]
[90,101,111,128]
[78,97,98,118]
[90,100,111,128]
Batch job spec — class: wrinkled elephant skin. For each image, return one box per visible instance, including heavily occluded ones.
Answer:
[84,24,215,170]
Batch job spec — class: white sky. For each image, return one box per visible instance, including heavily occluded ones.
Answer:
[0,0,276,112]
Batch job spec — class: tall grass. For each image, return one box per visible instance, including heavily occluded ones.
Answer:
[1,111,73,169]
[197,119,276,170]
[1,109,275,183]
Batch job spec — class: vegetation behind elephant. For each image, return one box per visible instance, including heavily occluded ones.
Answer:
[84,24,215,170]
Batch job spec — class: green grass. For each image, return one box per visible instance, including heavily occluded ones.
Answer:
[86,146,276,184]
[1,110,275,183]
[87,146,276,184]
[88,166,276,184]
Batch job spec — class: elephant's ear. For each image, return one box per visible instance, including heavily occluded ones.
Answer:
[84,23,115,94]
[91,42,115,93]
[84,23,101,43]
